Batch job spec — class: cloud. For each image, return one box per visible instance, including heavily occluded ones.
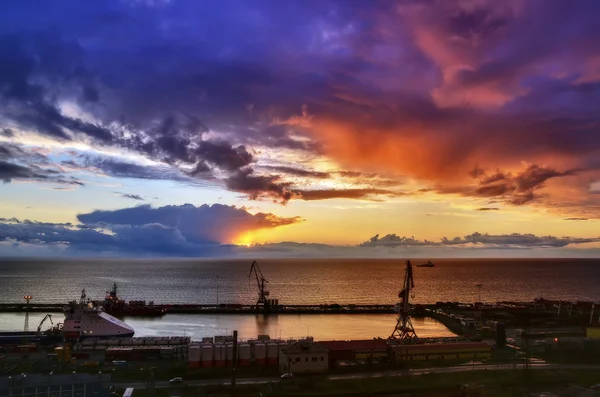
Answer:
[431,164,580,206]
[261,166,330,179]
[565,218,588,221]
[476,207,499,211]
[297,188,403,201]
[0,204,302,256]
[360,232,600,249]
[119,193,144,201]
[77,203,302,245]
[0,0,599,212]
[0,161,46,183]
[84,158,206,185]
[1,218,598,257]
[225,168,295,203]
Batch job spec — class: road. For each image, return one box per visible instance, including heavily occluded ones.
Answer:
[115,362,600,389]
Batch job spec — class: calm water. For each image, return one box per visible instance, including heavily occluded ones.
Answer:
[1,258,597,340]
[0,312,454,340]
[0,258,598,305]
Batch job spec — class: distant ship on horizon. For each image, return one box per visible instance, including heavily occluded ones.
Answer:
[416,260,435,268]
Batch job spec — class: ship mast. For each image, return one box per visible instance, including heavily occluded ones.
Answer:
[390,260,418,340]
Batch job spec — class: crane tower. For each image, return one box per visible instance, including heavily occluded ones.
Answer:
[390,260,418,340]
[249,260,271,311]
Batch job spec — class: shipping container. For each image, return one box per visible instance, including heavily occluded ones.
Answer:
[201,344,214,367]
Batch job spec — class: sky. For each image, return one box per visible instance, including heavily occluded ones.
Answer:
[0,0,599,258]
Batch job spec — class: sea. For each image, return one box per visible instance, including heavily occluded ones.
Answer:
[0,258,598,340]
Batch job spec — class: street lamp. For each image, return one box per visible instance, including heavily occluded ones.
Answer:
[216,276,220,305]
[475,284,482,303]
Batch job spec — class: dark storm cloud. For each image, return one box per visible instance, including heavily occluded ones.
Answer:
[472,165,575,205]
[261,166,330,179]
[0,143,87,185]
[361,232,600,248]
[0,34,112,142]
[0,161,46,182]
[0,204,301,256]
[430,164,578,206]
[85,158,201,184]
[77,203,302,245]
[0,0,599,208]
[225,168,294,203]
[297,188,403,201]
[195,141,254,171]
[0,144,20,159]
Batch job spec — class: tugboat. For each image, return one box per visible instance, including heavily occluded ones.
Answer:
[416,260,435,268]
[100,283,166,317]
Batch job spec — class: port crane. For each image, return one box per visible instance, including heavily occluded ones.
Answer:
[37,314,53,334]
[249,260,270,311]
[390,260,418,340]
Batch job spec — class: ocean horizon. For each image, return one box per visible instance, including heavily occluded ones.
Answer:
[1,258,599,305]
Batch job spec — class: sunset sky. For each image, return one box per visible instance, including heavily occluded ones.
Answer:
[1,0,599,257]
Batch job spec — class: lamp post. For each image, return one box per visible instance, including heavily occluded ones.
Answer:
[217,276,220,306]
[24,295,32,332]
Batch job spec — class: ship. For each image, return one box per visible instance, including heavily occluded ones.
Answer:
[62,290,135,340]
[416,260,435,268]
[99,283,166,317]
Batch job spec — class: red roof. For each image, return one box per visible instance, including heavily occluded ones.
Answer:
[316,340,388,351]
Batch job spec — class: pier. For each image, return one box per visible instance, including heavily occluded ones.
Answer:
[0,303,397,314]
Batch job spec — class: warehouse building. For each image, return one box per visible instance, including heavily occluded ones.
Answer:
[391,342,492,362]
[316,339,389,364]
[279,340,328,374]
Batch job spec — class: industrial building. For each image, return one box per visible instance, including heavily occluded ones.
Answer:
[391,342,492,362]
[316,339,389,364]
[0,373,113,397]
[279,340,329,374]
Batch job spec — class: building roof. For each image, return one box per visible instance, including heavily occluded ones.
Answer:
[316,339,388,351]
[282,341,328,355]
[393,342,490,352]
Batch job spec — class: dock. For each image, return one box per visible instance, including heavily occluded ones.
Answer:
[0,303,397,314]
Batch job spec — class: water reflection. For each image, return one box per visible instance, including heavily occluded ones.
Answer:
[0,312,453,340]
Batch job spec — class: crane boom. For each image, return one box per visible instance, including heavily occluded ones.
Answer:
[37,314,53,334]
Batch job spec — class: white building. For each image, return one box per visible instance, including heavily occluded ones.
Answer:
[279,341,328,374]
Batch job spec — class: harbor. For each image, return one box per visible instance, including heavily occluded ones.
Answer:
[2,260,600,397]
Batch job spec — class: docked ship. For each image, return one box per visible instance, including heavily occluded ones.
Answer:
[417,260,435,268]
[62,290,135,340]
[100,283,166,317]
